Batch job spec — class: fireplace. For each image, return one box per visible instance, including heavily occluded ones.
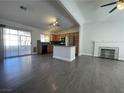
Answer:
[99,47,119,60]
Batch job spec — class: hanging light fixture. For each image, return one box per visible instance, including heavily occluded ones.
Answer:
[117,0,124,10]
[49,19,60,28]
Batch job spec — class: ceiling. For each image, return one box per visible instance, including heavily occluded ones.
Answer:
[0,0,124,30]
[0,0,77,31]
[75,0,124,23]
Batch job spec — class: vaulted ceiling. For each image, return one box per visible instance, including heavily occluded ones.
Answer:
[0,0,124,31]
[75,0,124,23]
[0,0,77,30]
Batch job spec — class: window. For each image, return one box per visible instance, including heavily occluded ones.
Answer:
[40,34,50,42]
[3,28,31,57]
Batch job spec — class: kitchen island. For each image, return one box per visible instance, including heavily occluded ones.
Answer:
[53,45,76,62]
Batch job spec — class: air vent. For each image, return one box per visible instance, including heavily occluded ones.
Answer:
[20,6,27,11]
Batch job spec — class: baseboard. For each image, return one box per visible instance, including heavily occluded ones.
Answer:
[80,53,93,56]
[118,58,124,61]
[53,56,75,62]
[78,53,83,56]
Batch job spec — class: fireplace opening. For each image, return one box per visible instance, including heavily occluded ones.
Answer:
[99,47,119,60]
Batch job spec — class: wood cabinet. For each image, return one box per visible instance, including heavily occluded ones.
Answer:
[37,32,79,55]
[47,45,53,53]
[73,32,79,56]
[60,34,66,38]
[51,34,60,41]
[51,32,79,55]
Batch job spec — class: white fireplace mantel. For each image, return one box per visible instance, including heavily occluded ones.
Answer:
[93,41,124,60]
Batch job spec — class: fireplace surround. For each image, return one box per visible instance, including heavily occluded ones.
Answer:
[99,47,119,60]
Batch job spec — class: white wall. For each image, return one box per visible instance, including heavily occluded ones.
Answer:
[83,21,124,57]
[0,18,42,54]
[58,0,85,56]
[58,0,124,58]
[58,0,85,25]
[78,24,84,56]
[31,30,41,54]
[58,26,79,34]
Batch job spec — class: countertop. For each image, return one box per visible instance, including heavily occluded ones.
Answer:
[53,45,76,47]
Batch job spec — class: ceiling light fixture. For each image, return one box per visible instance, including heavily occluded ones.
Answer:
[49,20,59,28]
[101,0,124,13]
[117,1,124,10]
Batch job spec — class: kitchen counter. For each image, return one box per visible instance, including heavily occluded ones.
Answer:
[53,45,75,47]
[53,45,76,62]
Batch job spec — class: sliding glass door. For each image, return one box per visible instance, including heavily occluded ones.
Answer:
[19,31,31,56]
[3,28,31,58]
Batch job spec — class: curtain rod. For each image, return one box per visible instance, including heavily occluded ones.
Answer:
[0,24,31,32]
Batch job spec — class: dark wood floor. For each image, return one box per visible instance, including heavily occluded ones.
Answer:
[0,55,124,93]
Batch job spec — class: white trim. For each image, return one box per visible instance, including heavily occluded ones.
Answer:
[94,41,124,43]
[119,58,124,61]
[53,56,75,62]
[78,52,83,56]
[81,53,93,56]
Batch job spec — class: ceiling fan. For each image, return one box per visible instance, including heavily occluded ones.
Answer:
[101,0,124,13]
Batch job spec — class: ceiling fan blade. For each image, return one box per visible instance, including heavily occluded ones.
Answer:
[101,1,117,7]
[109,6,117,13]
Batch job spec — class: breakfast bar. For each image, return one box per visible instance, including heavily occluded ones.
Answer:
[53,45,76,62]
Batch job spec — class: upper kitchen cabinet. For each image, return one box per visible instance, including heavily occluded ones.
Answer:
[50,34,61,41]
